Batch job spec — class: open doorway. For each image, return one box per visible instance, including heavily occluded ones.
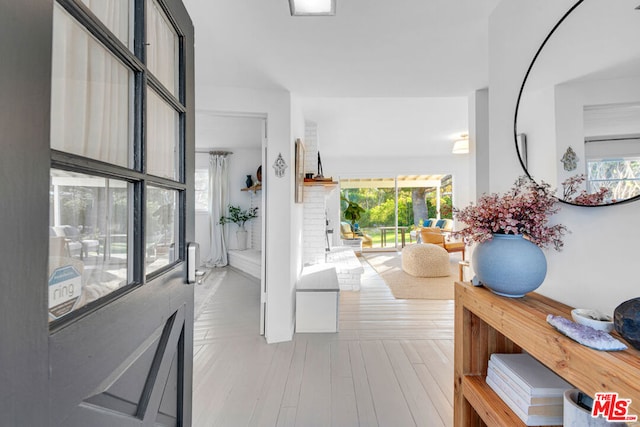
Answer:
[193,112,267,334]
[339,175,453,251]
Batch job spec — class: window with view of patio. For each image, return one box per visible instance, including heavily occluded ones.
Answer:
[339,175,453,250]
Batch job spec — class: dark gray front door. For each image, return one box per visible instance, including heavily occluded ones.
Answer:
[0,0,194,425]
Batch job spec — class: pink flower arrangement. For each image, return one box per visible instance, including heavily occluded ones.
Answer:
[561,174,612,205]
[454,176,567,250]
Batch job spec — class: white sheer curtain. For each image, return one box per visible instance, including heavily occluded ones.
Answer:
[146,0,178,96]
[207,153,230,267]
[79,0,130,46]
[50,3,130,167]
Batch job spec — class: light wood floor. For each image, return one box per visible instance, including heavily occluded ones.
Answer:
[192,255,455,427]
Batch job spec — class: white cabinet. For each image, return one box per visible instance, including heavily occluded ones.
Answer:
[296,264,339,333]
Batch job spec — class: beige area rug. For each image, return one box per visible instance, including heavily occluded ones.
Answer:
[364,252,457,300]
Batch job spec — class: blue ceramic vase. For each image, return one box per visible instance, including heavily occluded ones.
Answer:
[472,234,547,298]
[614,297,640,350]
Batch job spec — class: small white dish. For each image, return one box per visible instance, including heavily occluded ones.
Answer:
[571,308,614,332]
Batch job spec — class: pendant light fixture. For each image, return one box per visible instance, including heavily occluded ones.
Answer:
[452,134,469,154]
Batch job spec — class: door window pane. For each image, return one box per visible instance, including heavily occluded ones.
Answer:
[79,0,133,48]
[51,4,132,167]
[146,186,179,274]
[147,88,179,180]
[195,169,209,211]
[49,169,130,322]
[146,0,179,96]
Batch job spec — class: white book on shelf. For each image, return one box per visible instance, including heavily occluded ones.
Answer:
[490,353,572,398]
[488,360,564,406]
[487,367,563,417]
[485,375,564,426]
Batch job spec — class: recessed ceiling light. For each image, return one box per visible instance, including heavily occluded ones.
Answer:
[289,0,336,16]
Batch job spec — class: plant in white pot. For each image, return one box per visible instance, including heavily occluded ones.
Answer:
[219,205,259,250]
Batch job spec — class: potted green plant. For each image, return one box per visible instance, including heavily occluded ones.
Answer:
[341,196,365,231]
[219,205,259,250]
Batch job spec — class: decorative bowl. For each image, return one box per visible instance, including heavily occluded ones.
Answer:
[571,308,614,333]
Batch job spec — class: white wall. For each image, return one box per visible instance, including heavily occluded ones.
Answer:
[518,85,557,187]
[196,85,296,343]
[470,88,489,199]
[489,0,640,315]
[290,94,306,318]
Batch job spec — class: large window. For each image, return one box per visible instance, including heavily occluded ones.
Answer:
[194,169,209,211]
[585,137,640,201]
[339,175,452,249]
[587,158,640,201]
[49,0,186,325]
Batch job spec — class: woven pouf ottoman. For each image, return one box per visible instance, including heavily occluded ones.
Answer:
[401,243,450,277]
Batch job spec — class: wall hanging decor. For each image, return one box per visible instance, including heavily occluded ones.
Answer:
[561,146,578,171]
[294,139,305,203]
[316,151,324,178]
[273,153,287,178]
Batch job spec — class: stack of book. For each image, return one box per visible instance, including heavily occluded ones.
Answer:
[486,353,572,426]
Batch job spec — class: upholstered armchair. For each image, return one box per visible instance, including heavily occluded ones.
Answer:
[340,222,373,248]
[412,218,455,243]
[420,228,465,260]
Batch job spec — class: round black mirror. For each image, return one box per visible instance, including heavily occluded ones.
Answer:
[515,0,640,206]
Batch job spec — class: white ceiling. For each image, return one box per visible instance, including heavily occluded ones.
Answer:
[183,0,501,97]
[299,96,468,157]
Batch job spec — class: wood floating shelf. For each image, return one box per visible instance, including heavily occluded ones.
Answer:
[241,184,261,193]
[454,281,640,427]
[303,180,338,187]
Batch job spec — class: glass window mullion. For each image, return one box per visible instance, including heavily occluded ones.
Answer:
[131,180,144,283]
[134,0,146,63]
[147,75,185,113]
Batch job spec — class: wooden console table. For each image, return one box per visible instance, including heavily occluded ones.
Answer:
[454,281,640,427]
